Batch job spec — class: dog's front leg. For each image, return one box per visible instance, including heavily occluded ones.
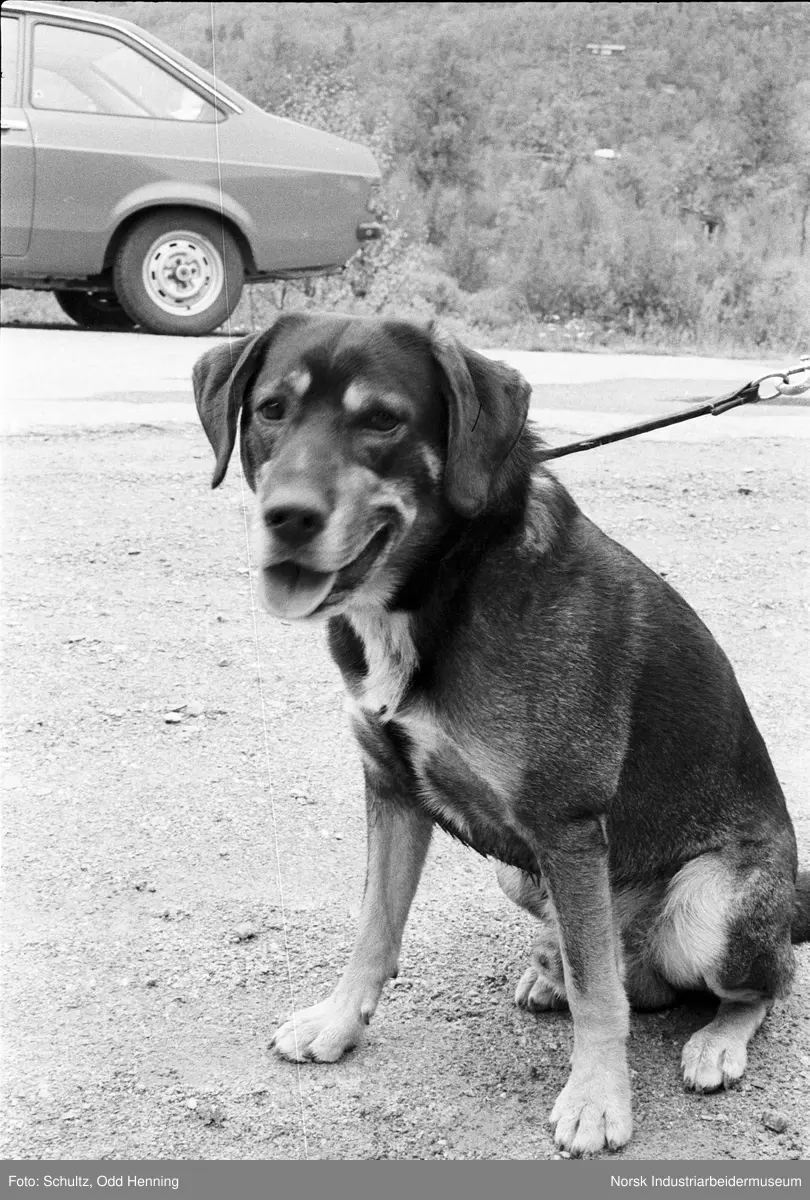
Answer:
[272,792,432,1063]
[536,816,632,1155]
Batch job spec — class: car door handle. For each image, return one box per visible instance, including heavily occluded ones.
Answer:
[1,119,28,132]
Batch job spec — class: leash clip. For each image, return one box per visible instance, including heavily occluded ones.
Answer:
[757,357,810,400]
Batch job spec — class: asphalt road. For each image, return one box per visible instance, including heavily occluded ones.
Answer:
[1,326,809,446]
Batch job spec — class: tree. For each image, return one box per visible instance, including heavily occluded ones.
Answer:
[735,73,794,171]
[394,40,482,195]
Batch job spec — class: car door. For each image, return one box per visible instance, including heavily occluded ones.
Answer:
[0,11,35,259]
[23,15,227,279]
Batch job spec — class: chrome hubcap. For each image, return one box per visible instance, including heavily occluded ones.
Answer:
[143,231,224,316]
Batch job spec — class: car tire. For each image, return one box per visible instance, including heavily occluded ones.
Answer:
[112,210,244,336]
[53,290,137,331]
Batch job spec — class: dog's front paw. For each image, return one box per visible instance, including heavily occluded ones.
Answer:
[681,1027,747,1092]
[550,1064,632,1155]
[271,996,367,1064]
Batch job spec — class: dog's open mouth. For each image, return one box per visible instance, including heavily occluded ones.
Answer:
[261,526,391,620]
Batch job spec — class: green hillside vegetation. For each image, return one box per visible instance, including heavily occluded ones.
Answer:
[59,3,810,351]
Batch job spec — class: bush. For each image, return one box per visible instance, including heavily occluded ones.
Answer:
[502,167,809,351]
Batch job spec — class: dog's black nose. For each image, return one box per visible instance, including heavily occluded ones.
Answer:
[264,494,328,547]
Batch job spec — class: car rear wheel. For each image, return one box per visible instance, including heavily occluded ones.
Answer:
[53,290,137,331]
[112,210,244,336]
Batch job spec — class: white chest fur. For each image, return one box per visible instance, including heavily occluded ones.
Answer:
[348,608,418,718]
[346,608,519,817]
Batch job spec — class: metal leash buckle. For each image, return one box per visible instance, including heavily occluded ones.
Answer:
[758,357,810,400]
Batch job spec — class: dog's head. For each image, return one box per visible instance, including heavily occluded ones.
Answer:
[193,313,531,620]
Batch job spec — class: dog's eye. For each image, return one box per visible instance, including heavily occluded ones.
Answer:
[363,409,401,433]
[257,398,286,421]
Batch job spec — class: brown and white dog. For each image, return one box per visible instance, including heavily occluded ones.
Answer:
[193,313,808,1156]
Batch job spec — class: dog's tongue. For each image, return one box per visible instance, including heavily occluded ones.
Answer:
[261,562,337,620]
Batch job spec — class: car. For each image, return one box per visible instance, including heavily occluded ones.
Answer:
[0,1,382,335]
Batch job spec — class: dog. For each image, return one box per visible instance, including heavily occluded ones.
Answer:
[193,313,809,1156]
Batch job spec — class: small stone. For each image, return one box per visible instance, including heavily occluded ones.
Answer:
[234,923,258,942]
[185,1098,198,1109]
[763,1110,789,1133]
[198,1102,225,1126]
[218,658,230,668]
[105,708,125,719]
[145,977,158,988]
[164,712,183,724]
[186,702,205,718]
[127,549,141,556]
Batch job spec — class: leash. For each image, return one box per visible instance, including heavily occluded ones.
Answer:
[540,359,810,461]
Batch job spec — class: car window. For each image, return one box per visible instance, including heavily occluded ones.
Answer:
[31,23,222,121]
[1,16,21,106]
[32,65,100,113]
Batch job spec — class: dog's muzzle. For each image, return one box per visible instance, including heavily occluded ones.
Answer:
[260,524,392,620]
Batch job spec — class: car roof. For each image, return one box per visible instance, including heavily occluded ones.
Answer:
[3,1,258,115]
[5,1,143,32]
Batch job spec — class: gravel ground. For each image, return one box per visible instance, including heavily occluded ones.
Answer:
[1,420,808,1161]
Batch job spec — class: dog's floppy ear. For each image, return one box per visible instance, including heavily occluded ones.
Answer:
[192,329,274,488]
[429,322,531,518]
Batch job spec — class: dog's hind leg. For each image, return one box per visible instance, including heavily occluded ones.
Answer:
[652,849,796,1092]
[272,797,432,1063]
[495,864,568,1010]
[681,999,769,1091]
